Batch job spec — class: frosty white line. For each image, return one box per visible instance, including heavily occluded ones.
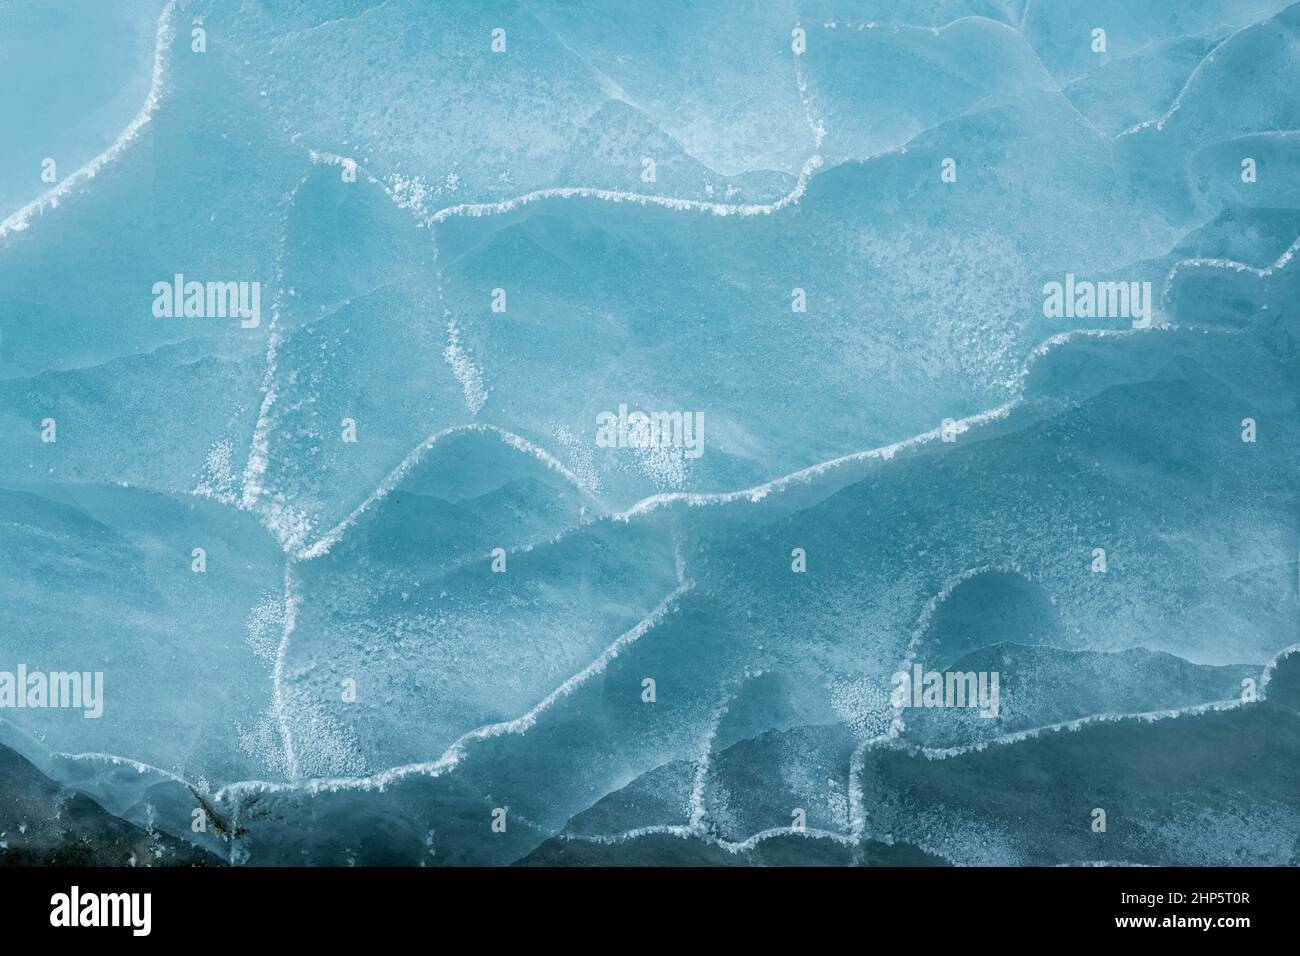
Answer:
[43,750,197,792]
[215,581,691,800]
[298,422,601,560]
[848,563,1036,841]
[610,400,1017,521]
[793,49,827,150]
[0,1,178,241]
[612,324,1203,524]
[301,325,1177,568]
[429,154,825,224]
[876,647,1297,767]
[1161,230,1300,302]
[271,561,302,780]
[561,822,856,855]
[434,236,490,414]
[687,683,758,832]
[310,147,824,228]
[240,173,312,518]
[1113,2,1300,139]
[891,694,1265,762]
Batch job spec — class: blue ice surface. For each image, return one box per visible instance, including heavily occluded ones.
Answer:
[0,0,1297,867]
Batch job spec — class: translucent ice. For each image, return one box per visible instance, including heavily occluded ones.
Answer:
[1,0,1297,866]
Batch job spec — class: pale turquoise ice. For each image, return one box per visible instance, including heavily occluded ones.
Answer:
[0,0,1297,865]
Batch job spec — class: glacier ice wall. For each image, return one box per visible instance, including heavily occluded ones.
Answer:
[0,0,1297,866]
